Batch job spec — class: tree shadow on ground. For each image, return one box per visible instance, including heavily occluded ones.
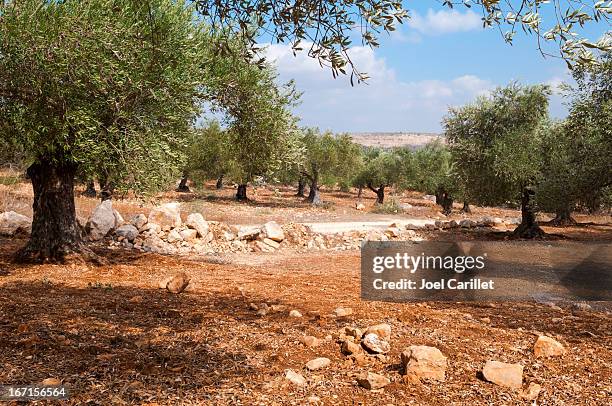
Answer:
[0,280,283,405]
[414,233,612,339]
[433,300,612,342]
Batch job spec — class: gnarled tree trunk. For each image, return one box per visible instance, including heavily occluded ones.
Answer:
[176,171,190,192]
[367,183,385,204]
[550,207,577,226]
[296,176,305,197]
[513,187,545,238]
[435,188,453,215]
[83,180,97,197]
[98,174,114,201]
[236,184,248,201]
[216,174,224,189]
[357,185,363,198]
[17,159,95,263]
[304,170,322,205]
[461,200,471,214]
[306,180,321,205]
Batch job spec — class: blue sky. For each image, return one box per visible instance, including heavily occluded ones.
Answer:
[263,2,609,133]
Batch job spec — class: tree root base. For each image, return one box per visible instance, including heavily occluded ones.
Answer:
[548,216,577,227]
[15,242,106,265]
[511,223,547,239]
[306,196,322,205]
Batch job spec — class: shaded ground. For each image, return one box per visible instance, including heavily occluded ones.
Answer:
[0,237,610,405]
[1,172,611,404]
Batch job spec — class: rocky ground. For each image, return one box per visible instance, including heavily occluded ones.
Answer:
[0,239,610,405]
[0,175,610,405]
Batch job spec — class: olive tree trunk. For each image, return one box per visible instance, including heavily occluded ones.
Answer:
[296,177,305,197]
[216,174,224,190]
[307,183,321,205]
[513,187,545,238]
[17,159,95,263]
[461,201,471,214]
[236,184,248,201]
[176,171,190,192]
[435,188,453,216]
[99,177,114,201]
[83,180,97,197]
[97,174,114,201]
[367,183,385,204]
[302,169,322,205]
[551,207,577,226]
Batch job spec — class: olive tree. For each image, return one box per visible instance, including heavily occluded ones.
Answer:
[334,134,365,192]
[444,84,550,237]
[300,129,340,204]
[181,120,234,191]
[401,142,460,215]
[538,54,612,223]
[223,66,301,201]
[195,0,611,79]
[0,0,207,261]
[355,149,402,205]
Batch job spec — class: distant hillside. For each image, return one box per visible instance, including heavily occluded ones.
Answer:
[349,132,444,150]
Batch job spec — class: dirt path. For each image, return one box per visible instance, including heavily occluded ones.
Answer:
[302,219,436,234]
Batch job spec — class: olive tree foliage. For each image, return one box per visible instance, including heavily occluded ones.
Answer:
[194,0,611,81]
[182,120,236,190]
[352,148,402,205]
[299,128,340,204]
[399,142,461,215]
[352,147,377,197]
[444,84,551,237]
[0,136,26,169]
[332,134,365,192]
[0,0,208,261]
[538,52,612,222]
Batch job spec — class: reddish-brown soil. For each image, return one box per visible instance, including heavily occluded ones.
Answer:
[1,234,611,405]
[0,174,610,405]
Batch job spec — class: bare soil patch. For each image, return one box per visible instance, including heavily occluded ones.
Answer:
[1,236,611,405]
[1,174,610,404]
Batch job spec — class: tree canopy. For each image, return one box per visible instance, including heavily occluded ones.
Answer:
[537,52,612,221]
[0,0,208,260]
[444,83,551,237]
[194,0,611,80]
[0,0,206,194]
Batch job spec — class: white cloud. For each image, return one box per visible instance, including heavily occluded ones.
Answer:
[262,43,494,132]
[389,29,423,44]
[409,9,482,35]
[452,75,492,96]
[545,75,568,94]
